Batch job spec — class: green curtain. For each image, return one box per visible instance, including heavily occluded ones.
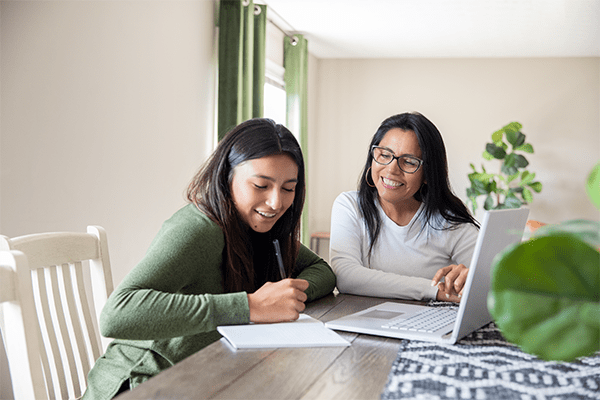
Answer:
[284,34,309,244]
[218,0,267,140]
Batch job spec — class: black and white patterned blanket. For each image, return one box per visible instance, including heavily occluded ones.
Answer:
[381,322,600,400]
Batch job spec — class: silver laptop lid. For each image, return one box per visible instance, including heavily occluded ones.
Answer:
[449,207,530,342]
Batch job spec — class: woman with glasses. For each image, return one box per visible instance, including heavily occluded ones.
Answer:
[330,112,479,303]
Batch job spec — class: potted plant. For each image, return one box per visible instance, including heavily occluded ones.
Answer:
[467,122,542,213]
[488,162,600,362]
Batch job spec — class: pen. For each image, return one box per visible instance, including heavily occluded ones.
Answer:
[273,239,286,280]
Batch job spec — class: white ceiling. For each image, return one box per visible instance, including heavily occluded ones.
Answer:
[264,0,600,58]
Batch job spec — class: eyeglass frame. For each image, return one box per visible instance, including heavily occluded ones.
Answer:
[370,145,423,174]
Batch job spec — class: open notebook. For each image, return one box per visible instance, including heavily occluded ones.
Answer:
[325,207,530,344]
[218,314,350,349]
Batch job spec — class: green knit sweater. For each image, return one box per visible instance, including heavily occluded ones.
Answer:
[84,204,336,399]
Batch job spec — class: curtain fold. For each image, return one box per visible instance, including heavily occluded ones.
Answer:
[284,34,309,244]
[253,4,266,118]
[218,0,266,140]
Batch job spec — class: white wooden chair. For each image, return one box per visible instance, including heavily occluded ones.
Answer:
[0,226,114,400]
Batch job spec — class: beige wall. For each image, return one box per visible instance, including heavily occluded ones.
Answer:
[306,58,600,239]
[1,0,216,285]
[0,1,216,398]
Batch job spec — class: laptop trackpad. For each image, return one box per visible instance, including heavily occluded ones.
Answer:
[361,310,404,319]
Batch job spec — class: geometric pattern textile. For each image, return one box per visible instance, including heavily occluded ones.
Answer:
[381,319,600,400]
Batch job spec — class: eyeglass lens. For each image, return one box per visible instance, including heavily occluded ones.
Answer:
[372,147,421,173]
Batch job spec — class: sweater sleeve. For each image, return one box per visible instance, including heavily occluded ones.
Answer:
[294,244,336,301]
[450,222,479,267]
[100,206,250,340]
[330,192,439,301]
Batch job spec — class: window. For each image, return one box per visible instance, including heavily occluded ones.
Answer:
[264,59,289,135]
[264,81,286,126]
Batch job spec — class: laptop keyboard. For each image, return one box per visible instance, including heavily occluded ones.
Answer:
[382,307,457,333]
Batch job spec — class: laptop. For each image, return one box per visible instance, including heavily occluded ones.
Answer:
[325,207,530,344]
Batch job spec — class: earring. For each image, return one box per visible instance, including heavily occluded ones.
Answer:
[366,167,376,188]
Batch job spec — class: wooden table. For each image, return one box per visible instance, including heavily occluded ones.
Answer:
[116,293,418,400]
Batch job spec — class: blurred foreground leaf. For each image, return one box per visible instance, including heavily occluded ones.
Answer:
[488,233,600,362]
[587,162,600,209]
[535,220,600,250]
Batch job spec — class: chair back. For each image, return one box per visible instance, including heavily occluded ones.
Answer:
[0,226,113,400]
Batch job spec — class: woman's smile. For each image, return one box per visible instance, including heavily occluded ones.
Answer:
[381,177,404,188]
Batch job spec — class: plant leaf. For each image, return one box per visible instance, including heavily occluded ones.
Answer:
[514,132,526,147]
[504,153,516,167]
[505,129,518,145]
[469,172,495,183]
[501,163,518,176]
[468,178,489,195]
[534,220,600,249]
[514,143,534,153]
[484,195,494,210]
[586,162,600,210]
[486,143,506,159]
[504,195,522,208]
[488,180,498,194]
[502,153,528,176]
[522,187,533,203]
[520,171,535,186]
[503,121,523,133]
[510,186,524,194]
[468,197,478,213]
[491,129,503,143]
[506,130,526,148]
[513,154,529,168]
[482,150,494,161]
[506,172,520,184]
[488,234,600,361]
[528,181,543,193]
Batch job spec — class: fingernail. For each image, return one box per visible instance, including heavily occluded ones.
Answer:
[445,294,450,299]
[458,294,462,298]
[431,281,437,287]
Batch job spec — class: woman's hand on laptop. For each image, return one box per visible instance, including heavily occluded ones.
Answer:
[431,264,469,303]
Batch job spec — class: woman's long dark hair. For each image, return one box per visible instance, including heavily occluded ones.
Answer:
[358,112,478,258]
[187,118,305,293]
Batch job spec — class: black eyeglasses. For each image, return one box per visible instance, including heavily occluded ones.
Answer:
[371,146,423,174]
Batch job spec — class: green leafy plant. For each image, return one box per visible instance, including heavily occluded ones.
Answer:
[467,122,542,212]
[488,162,600,362]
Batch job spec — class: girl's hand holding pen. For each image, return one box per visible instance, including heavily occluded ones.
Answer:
[247,279,309,323]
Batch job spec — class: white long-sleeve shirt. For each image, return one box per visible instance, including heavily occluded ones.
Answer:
[330,191,479,301]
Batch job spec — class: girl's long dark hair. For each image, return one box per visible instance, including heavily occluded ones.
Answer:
[358,112,478,258]
[187,118,305,293]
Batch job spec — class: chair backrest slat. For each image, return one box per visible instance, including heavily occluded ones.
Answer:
[50,265,81,398]
[34,267,68,399]
[0,226,113,400]
[70,262,103,362]
[58,262,90,396]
